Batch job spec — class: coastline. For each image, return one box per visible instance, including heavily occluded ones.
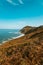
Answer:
[1,34,25,44]
[0,26,43,65]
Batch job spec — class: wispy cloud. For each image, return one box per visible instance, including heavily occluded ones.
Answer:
[7,0,24,6]
[18,0,24,4]
[7,0,19,5]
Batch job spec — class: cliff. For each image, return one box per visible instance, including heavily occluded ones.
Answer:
[0,25,43,65]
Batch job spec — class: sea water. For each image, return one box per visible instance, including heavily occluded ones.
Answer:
[0,29,21,44]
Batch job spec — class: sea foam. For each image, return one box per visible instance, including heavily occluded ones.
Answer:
[1,34,24,45]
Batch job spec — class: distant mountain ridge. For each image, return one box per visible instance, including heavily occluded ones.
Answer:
[0,25,43,65]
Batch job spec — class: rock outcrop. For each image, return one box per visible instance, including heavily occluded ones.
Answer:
[20,26,35,34]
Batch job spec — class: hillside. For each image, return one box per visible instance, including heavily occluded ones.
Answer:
[0,25,43,65]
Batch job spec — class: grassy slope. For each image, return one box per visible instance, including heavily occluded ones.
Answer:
[0,26,43,65]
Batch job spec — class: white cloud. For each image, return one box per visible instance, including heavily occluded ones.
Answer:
[7,0,19,5]
[18,0,24,4]
[7,0,12,3]
[7,0,24,5]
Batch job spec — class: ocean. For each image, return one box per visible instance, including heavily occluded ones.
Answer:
[0,29,21,44]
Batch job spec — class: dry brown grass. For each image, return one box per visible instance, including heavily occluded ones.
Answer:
[0,26,43,65]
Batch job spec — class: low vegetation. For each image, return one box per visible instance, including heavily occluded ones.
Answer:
[0,25,43,65]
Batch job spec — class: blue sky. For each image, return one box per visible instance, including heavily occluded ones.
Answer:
[0,0,43,29]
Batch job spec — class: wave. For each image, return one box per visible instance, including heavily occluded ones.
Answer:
[1,34,24,45]
[12,34,24,39]
[8,31,21,34]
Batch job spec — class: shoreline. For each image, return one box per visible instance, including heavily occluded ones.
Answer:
[1,34,24,45]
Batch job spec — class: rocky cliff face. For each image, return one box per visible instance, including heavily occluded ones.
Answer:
[0,25,43,65]
[20,26,35,34]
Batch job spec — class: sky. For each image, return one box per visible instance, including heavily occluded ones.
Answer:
[0,0,43,29]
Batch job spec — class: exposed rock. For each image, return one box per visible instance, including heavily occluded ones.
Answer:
[20,26,35,34]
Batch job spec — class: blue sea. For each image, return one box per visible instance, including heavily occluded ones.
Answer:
[0,29,21,44]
